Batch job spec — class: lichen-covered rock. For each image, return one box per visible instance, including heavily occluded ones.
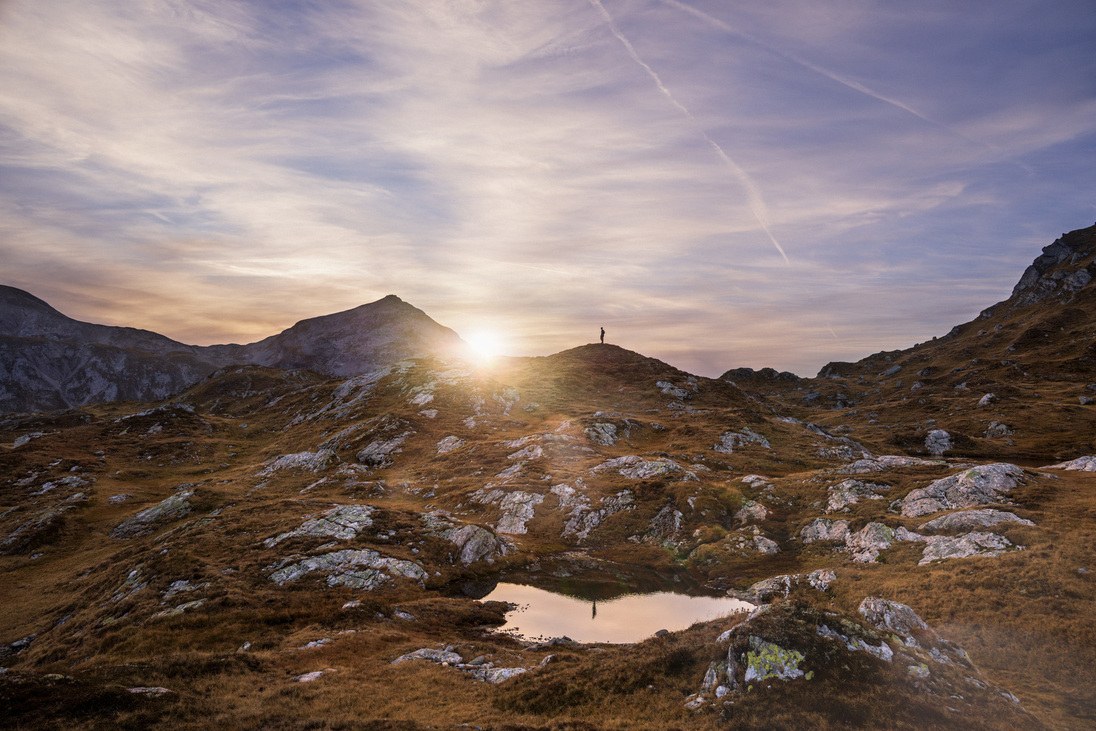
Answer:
[584,423,618,446]
[1043,455,1096,471]
[713,428,771,454]
[111,490,194,539]
[918,532,1014,565]
[826,479,887,513]
[846,522,898,563]
[918,509,1034,533]
[259,450,335,475]
[471,489,544,534]
[263,505,376,548]
[984,421,1014,439]
[270,549,427,589]
[836,455,942,474]
[799,518,850,543]
[743,636,805,682]
[467,666,527,683]
[591,455,698,481]
[816,624,894,662]
[899,464,1025,518]
[734,500,770,524]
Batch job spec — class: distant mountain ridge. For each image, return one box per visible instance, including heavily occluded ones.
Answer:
[0,290,462,413]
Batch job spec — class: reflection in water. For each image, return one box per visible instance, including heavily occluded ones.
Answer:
[483,582,751,644]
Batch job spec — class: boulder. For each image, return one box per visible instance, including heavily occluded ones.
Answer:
[826,479,887,513]
[263,505,376,547]
[924,430,952,457]
[744,636,806,682]
[734,500,770,524]
[259,450,335,475]
[592,455,698,481]
[898,464,1025,518]
[111,490,194,539]
[269,549,427,589]
[918,509,1033,533]
[799,518,850,543]
[1043,456,1096,471]
[918,532,1013,565]
[436,436,465,454]
[584,423,618,446]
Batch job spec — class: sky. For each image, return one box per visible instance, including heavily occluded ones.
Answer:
[2,0,1095,377]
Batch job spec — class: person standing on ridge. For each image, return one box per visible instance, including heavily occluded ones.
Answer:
[600,327,605,344]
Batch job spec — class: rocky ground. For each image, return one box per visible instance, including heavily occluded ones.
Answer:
[1,227,1096,729]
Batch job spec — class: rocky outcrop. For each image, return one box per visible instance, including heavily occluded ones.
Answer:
[919,532,1015,565]
[591,455,698,481]
[269,549,427,589]
[745,569,836,602]
[111,490,194,539]
[898,464,1026,518]
[263,505,375,547]
[826,479,887,513]
[918,508,1033,533]
[1044,455,1096,471]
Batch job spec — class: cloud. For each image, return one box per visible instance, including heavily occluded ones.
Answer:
[0,0,1094,376]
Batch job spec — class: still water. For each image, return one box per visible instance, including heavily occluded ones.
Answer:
[482,582,751,644]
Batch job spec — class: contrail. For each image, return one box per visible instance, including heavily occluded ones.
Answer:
[588,0,790,265]
[661,0,992,152]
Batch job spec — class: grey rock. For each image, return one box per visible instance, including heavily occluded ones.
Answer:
[918,509,1034,533]
[584,423,618,446]
[1080,396,1095,406]
[799,518,850,543]
[714,428,771,454]
[442,524,511,565]
[466,666,527,683]
[743,636,805,682]
[858,597,929,637]
[111,490,194,539]
[899,464,1025,518]
[259,450,335,475]
[919,532,1014,565]
[984,421,1013,439]
[270,549,427,589]
[734,500,770,524]
[649,506,683,538]
[924,430,952,458]
[846,522,898,563]
[436,436,465,454]
[1044,455,1096,471]
[263,504,376,547]
[592,455,698,481]
[357,434,411,468]
[747,569,836,601]
[391,648,463,665]
[826,479,886,513]
[978,393,996,407]
[836,455,942,474]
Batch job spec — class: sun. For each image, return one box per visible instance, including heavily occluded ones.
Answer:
[464,330,503,360]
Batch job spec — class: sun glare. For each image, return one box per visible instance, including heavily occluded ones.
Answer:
[465,330,503,360]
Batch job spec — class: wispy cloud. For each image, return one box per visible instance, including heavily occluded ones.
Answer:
[0,0,1094,376]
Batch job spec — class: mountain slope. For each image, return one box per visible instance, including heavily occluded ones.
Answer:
[0,289,462,413]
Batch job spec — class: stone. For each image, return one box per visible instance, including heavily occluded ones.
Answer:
[1043,456,1096,471]
[858,598,929,638]
[816,624,893,662]
[984,421,1013,439]
[442,524,511,565]
[357,433,411,468]
[259,451,334,475]
[263,505,375,547]
[649,506,683,538]
[1080,397,1094,406]
[270,549,427,589]
[391,648,463,665]
[743,636,805,682]
[128,686,174,695]
[436,436,465,454]
[924,430,952,457]
[835,455,941,474]
[592,455,698,481]
[467,666,527,683]
[799,518,850,544]
[294,671,326,683]
[919,532,1013,565]
[826,480,886,513]
[111,490,194,539]
[747,569,836,601]
[734,500,770,524]
[846,522,898,563]
[584,423,618,446]
[714,428,771,454]
[899,464,1025,518]
[918,509,1034,533]
[978,393,996,407]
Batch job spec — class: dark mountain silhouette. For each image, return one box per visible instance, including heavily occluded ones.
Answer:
[0,289,462,413]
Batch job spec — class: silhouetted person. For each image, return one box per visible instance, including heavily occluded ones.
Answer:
[600,327,605,344]
[592,599,597,619]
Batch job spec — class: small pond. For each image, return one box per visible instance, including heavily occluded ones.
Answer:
[482,581,751,644]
